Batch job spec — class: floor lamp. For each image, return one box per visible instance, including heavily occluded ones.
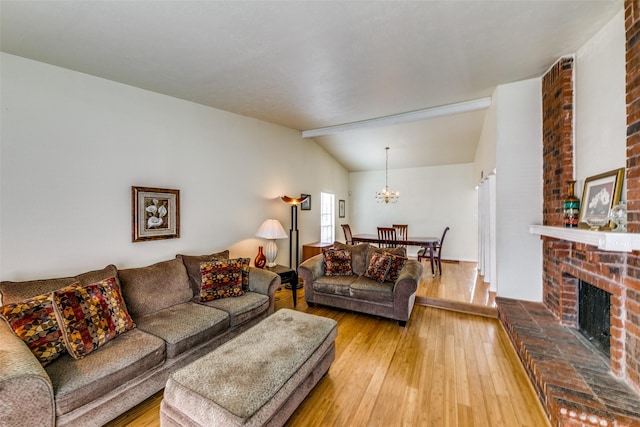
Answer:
[281,195,308,288]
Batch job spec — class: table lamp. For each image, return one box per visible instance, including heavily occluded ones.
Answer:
[255,219,288,267]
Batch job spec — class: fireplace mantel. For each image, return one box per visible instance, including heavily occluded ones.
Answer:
[529,225,640,252]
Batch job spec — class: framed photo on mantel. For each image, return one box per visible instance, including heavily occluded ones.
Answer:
[578,168,624,230]
[132,186,180,242]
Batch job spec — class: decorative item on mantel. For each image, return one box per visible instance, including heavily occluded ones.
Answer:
[255,219,288,268]
[563,180,580,228]
[609,201,627,232]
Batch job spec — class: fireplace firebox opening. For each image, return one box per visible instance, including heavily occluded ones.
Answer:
[578,280,611,358]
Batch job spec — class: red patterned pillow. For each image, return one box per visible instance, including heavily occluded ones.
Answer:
[386,254,407,282]
[323,249,352,276]
[52,277,135,359]
[199,258,246,301]
[364,251,392,283]
[1,294,67,365]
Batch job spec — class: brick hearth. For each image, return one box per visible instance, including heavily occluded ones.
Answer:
[498,298,640,426]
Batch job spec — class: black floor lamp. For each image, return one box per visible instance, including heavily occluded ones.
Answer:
[281,195,308,286]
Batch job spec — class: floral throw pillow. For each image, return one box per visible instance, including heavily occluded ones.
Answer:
[52,277,135,359]
[323,249,353,276]
[364,251,392,283]
[1,293,67,366]
[200,258,246,301]
[386,254,407,282]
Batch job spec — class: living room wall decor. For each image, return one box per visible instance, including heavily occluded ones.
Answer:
[300,194,311,210]
[132,186,180,242]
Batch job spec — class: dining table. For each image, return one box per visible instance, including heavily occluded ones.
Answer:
[351,233,440,276]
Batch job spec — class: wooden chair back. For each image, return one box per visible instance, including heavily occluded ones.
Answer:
[341,224,353,245]
[377,227,397,248]
[392,224,408,245]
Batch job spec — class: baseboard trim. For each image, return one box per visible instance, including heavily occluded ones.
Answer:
[415,296,498,318]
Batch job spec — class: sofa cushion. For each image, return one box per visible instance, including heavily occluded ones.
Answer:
[134,302,229,359]
[314,275,357,296]
[0,264,118,306]
[197,291,269,327]
[332,242,370,275]
[323,249,352,276]
[176,250,230,296]
[386,253,408,282]
[0,293,67,365]
[52,277,135,359]
[45,328,165,416]
[350,276,395,303]
[364,252,392,283]
[199,259,247,301]
[118,258,193,317]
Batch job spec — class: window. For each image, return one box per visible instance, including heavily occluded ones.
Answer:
[320,192,335,243]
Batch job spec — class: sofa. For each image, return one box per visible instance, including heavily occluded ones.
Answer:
[298,242,423,326]
[0,250,280,427]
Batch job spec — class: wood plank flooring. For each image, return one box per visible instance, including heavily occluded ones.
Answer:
[106,262,548,427]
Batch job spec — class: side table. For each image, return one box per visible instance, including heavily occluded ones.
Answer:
[265,265,299,307]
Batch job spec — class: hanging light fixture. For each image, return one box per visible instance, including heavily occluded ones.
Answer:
[375,147,399,204]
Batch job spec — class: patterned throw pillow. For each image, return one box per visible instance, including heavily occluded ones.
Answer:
[364,251,392,283]
[52,277,135,359]
[1,293,67,365]
[199,258,246,301]
[240,258,251,292]
[386,254,407,282]
[323,249,352,276]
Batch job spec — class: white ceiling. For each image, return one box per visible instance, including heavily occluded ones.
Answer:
[0,0,623,172]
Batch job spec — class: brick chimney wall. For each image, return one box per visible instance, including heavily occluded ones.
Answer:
[625,0,640,392]
[538,1,640,393]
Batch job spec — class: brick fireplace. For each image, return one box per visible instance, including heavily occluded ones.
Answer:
[497,2,640,426]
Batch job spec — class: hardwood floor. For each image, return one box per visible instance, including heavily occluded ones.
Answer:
[107,262,548,427]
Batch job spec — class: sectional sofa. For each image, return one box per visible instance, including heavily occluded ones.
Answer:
[0,250,280,427]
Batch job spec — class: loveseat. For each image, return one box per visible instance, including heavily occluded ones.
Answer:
[298,242,423,326]
[0,250,280,427]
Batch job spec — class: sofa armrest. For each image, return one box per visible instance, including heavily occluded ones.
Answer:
[297,254,325,284]
[393,259,422,295]
[248,267,280,314]
[0,321,55,427]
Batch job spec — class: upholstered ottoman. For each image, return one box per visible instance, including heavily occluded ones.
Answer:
[160,309,337,426]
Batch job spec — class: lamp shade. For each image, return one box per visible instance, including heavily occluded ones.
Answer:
[255,219,288,240]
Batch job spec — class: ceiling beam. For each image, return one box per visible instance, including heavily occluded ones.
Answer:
[301,97,492,138]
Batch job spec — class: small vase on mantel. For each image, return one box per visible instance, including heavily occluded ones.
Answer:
[563,181,580,228]
[254,246,266,268]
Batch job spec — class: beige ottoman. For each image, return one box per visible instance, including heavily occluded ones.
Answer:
[160,309,337,426]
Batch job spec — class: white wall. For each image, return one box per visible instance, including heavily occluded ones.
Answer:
[494,78,543,301]
[349,163,478,262]
[0,53,349,281]
[575,9,626,194]
[474,95,498,184]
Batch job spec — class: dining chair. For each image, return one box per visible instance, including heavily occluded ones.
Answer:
[417,226,450,275]
[341,224,353,245]
[377,227,397,248]
[392,224,408,246]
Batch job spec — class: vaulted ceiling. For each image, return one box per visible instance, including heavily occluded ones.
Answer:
[0,1,623,171]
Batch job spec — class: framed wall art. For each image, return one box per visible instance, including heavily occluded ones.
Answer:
[132,186,180,242]
[578,168,624,230]
[339,199,345,218]
[300,194,311,210]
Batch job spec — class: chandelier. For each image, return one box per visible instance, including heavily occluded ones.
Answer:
[375,147,399,204]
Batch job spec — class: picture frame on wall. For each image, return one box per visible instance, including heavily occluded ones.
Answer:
[132,186,180,242]
[339,199,345,218]
[300,194,311,210]
[578,168,624,230]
